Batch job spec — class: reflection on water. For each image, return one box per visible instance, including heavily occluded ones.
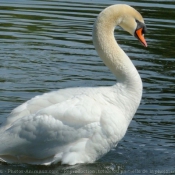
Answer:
[0,0,175,174]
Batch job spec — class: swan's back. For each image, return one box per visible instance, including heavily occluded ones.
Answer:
[0,85,129,165]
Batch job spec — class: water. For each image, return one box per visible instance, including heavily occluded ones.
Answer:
[0,0,175,174]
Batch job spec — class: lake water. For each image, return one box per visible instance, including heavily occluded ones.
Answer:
[0,0,175,174]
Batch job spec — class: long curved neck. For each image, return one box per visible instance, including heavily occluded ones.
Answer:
[93,6,142,89]
[93,5,143,122]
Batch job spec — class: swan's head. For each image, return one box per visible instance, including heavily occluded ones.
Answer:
[118,5,147,47]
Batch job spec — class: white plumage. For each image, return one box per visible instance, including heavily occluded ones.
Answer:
[0,4,147,165]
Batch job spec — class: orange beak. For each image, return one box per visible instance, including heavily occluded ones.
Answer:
[135,28,147,47]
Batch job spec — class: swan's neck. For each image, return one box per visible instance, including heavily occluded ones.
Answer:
[93,6,142,121]
[93,9,139,81]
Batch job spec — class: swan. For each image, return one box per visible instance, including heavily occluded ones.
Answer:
[0,4,147,165]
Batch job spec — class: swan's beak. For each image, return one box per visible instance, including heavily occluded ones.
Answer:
[135,28,147,47]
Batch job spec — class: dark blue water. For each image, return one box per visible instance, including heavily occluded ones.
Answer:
[0,0,175,174]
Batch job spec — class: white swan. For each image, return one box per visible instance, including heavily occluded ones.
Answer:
[0,4,147,165]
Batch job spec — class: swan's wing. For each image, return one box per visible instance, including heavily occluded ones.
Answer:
[0,88,87,131]
[0,94,102,162]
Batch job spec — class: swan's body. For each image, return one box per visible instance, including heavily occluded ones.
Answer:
[0,4,147,165]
